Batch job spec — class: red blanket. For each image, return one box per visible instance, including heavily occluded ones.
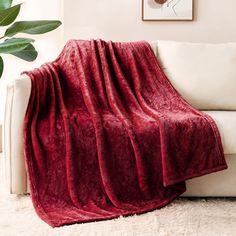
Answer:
[23,40,227,227]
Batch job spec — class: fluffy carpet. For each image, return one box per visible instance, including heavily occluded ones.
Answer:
[1,154,236,236]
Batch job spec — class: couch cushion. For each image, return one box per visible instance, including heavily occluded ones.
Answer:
[204,111,236,154]
[151,41,236,110]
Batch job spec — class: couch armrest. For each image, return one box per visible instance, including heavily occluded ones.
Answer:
[2,76,31,194]
[0,125,2,153]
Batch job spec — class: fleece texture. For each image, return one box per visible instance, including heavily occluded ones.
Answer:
[23,40,227,227]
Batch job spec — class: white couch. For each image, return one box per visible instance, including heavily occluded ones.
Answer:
[2,40,236,196]
[0,124,2,153]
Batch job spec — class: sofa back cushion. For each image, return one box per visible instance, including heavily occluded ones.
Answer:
[151,40,236,110]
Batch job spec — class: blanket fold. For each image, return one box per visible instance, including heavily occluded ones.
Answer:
[23,39,227,227]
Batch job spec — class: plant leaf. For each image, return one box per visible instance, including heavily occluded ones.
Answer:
[0,38,34,54]
[0,0,13,10]
[10,43,38,61]
[0,56,4,79]
[5,20,62,37]
[0,4,21,26]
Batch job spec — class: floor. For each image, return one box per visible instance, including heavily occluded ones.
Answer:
[1,153,236,236]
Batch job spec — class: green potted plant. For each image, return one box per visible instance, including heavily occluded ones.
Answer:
[0,0,62,79]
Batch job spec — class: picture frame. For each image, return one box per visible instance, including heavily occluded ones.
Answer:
[142,0,194,21]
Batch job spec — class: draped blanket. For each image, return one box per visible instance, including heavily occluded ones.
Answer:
[23,40,227,227]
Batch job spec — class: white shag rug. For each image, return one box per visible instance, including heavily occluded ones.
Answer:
[1,154,236,236]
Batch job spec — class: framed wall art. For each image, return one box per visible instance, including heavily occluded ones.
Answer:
[142,0,193,21]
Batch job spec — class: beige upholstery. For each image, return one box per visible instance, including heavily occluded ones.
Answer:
[3,40,236,196]
[183,155,236,197]
[0,124,2,153]
[151,41,236,110]
[2,77,31,194]
[204,111,236,155]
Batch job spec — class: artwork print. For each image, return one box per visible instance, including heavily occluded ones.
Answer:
[142,0,193,21]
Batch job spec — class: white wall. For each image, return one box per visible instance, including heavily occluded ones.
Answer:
[0,0,63,123]
[64,0,236,43]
